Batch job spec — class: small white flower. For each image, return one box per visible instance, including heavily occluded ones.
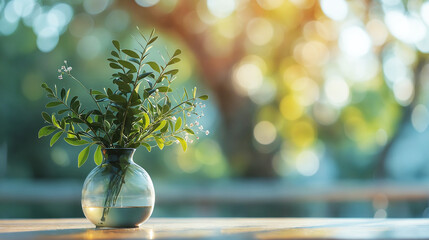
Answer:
[171,116,177,121]
[187,112,191,117]
[201,113,205,117]
[205,130,210,135]
[61,66,66,70]
[195,121,199,126]
[189,139,194,143]
[64,60,67,64]
[58,69,61,73]
[155,89,159,93]
[67,67,72,71]
[190,123,193,127]
[175,140,179,144]
[199,125,203,130]
[58,75,63,80]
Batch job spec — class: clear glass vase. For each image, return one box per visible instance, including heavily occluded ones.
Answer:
[81,148,155,228]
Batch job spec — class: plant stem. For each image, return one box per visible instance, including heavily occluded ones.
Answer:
[118,40,151,146]
[100,163,129,223]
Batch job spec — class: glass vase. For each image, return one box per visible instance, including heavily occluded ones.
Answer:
[81,148,155,228]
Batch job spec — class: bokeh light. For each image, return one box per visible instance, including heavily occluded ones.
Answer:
[339,26,372,57]
[324,76,350,107]
[320,0,348,21]
[295,149,319,176]
[135,0,159,8]
[254,121,277,145]
[206,0,236,19]
[233,62,263,96]
[246,18,274,46]
[411,104,429,133]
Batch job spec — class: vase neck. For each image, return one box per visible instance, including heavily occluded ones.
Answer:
[102,148,136,164]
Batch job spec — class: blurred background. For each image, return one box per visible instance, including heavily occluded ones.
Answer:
[2,0,429,219]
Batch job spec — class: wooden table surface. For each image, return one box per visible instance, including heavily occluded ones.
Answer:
[1,218,429,239]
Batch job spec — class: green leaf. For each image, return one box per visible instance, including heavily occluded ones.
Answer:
[65,89,70,102]
[112,40,120,50]
[122,49,139,58]
[157,86,172,92]
[129,58,140,64]
[58,109,68,114]
[91,90,104,95]
[52,115,60,128]
[147,61,160,72]
[95,94,108,100]
[184,128,195,135]
[64,138,90,146]
[174,136,187,152]
[86,116,93,123]
[78,145,91,168]
[70,96,78,105]
[94,145,103,165]
[153,120,167,132]
[50,131,63,147]
[118,73,133,83]
[148,36,158,44]
[175,117,182,132]
[168,58,181,65]
[173,49,181,57]
[109,63,122,69]
[165,69,179,75]
[60,88,66,100]
[38,126,57,138]
[141,142,151,152]
[154,137,164,150]
[111,51,119,58]
[138,72,152,80]
[198,95,209,100]
[114,79,132,93]
[103,120,111,129]
[118,60,137,72]
[42,112,52,123]
[41,83,54,94]
[160,122,169,133]
[46,102,62,108]
[143,112,150,129]
[108,94,127,104]
[193,87,197,99]
[71,100,81,113]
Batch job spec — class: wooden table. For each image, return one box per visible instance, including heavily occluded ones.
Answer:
[1,218,429,239]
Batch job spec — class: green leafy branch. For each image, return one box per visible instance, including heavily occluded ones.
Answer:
[39,28,209,168]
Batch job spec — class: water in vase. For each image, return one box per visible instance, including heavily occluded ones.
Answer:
[82,206,153,228]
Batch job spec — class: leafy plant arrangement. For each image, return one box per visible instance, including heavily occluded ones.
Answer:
[39,28,208,167]
[38,29,208,225]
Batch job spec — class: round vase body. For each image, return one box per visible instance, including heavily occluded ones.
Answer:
[81,148,155,228]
